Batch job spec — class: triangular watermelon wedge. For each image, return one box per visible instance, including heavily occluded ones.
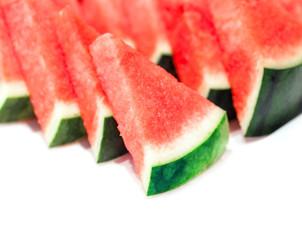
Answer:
[0,7,34,122]
[90,34,229,195]
[157,0,236,118]
[55,7,127,162]
[209,0,302,136]
[3,0,86,146]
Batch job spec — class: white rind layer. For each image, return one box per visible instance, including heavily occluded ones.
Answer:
[199,70,231,97]
[91,97,113,160]
[141,107,225,191]
[263,45,302,69]
[44,101,81,146]
[0,81,29,108]
[122,38,136,50]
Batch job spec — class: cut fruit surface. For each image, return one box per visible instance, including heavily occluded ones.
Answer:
[118,0,170,62]
[0,7,34,122]
[55,7,127,162]
[51,0,81,14]
[90,34,229,195]
[3,0,86,146]
[80,0,173,74]
[209,0,302,136]
[157,0,235,119]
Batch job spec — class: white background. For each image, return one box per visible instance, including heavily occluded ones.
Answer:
[0,114,301,240]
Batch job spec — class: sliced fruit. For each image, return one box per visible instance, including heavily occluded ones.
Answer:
[156,0,236,118]
[0,7,34,122]
[55,7,127,162]
[209,0,302,136]
[3,0,86,146]
[90,34,229,195]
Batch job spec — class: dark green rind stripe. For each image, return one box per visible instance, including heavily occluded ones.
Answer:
[49,116,87,148]
[0,96,34,123]
[245,65,302,137]
[208,89,236,120]
[97,116,128,163]
[157,55,179,79]
[147,113,229,196]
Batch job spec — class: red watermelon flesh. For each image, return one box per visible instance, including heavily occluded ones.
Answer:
[3,0,85,146]
[80,0,127,37]
[81,0,169,62]
[0,7,24,84]
[55,7,127,162]
[90,33,228,194]
[167,1,229,96]
[239,0,302,67]
[280,0,302,22]
[118,0,169,62]
[51,0,81,14]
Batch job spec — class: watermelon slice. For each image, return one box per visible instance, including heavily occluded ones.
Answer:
[55,7,127,162]
[209,0,302,136]
[0,7,34,122]
[3,0,86,146]
[156,0,235,118]
[90,34,229,195]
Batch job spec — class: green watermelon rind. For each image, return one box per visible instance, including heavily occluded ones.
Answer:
[157,54,179,79]
[97,116,128,163]
[208,89,236,120]
[147,113,229,196]
[0,96,34,122]
[245,63,302,137]
[49,116,87,148]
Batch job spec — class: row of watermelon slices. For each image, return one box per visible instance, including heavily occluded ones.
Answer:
[52,0,302,137]
[1,0,302,195]
[0,0,229,195]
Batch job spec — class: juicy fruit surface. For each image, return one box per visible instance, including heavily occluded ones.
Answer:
[118,0,168,60]
[0,7,24,84]
[3,0,78,130]
[82,0,168,61]
[90,34,227,194]
[80,0,126,36]
[241,0,302,64]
